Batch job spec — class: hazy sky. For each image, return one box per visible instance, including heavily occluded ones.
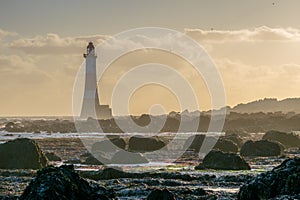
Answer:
[0,0,300,116]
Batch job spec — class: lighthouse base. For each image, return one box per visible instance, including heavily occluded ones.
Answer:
[80,101,112,120]
[96,104,112,119]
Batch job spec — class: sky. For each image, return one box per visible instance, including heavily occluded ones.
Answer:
[0,0,300,116]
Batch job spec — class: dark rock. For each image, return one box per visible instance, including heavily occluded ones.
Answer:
[128,136,166,152]
[223,134,244,148]
[91,138,126,153]
[0,138,48,169]
[84,155,103,165]
[184,134,217,153]
[45,152,62,162]
[191,188,207,196]
[184,134,204,152]
[65,158,81,164]
[262,130,300,148]
[271,194,300,200]
[100,167,129,179]
[195,150,250,170]
[213,139,238,153]
[0,195,18,200]
[111,150,149,164]
[238,158,300,200]
[147,188,175,200]
[161,116,180,132]
[83,154,110,165]
[240,140,283,157]
[161,180,182,186]
[177,188,206,196]
[20,165,113,200]
[81,167,198,181]
[184,135,223,153]
[216,174,255,186]
[135,114,151,126]
[80,152,93,158]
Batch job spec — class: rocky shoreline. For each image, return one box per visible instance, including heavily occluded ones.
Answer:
[2,111,300,133]
[0,165,254,199]
[0,154,299,199]
[0,129,299,199]
[0,146,299,199]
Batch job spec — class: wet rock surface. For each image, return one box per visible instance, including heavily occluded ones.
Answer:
[1,134,299,199]
[128,136,166,152]
[147,188,175,200]
[238,157,300,200]
[0,138,48,169]
[1,155,296,200]
[80,167,201,181]
[0,165,254,200]
[213,139,239,153]
[240,140,283,157]
[19,165,115,200]
[91,138,126,153]
[79,168,255,199]
[83,154,109,165]
[222,134,244,148]
[184,135,239,153]
[195,150,250,170]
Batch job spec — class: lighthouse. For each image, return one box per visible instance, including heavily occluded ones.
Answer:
[80,42,112,119]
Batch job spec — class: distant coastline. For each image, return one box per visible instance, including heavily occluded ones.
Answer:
[1,97,300,118]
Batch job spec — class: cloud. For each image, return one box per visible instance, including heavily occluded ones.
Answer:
[9,33,109,54]
[185,26,300,43]
[0,55,35,72]
[215,58,300,106]
[0,28,17,39]
[0,54,52,83]
[216,59,300,82]
[8,26,300,56]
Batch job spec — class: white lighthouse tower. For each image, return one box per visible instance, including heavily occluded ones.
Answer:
[80,42,112,119]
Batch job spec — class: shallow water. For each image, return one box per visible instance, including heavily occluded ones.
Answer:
[0,131,107,141]
[0,131,224,141]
